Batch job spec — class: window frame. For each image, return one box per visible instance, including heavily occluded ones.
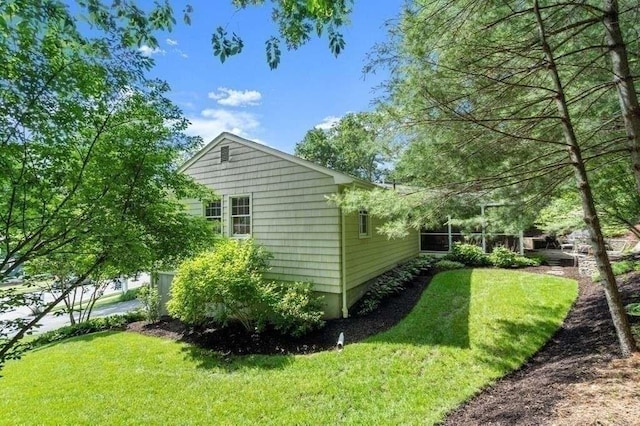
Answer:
[229,194,252,237]
[358,209,370,239]
[203,199,223,234]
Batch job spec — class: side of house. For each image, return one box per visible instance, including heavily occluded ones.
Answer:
[168,132,419,318]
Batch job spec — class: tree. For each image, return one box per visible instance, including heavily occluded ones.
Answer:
[59,0,353,69]
[295,112,388,181]
[0,0,215,369]
[214,0,352,69]
[346,0,640,355]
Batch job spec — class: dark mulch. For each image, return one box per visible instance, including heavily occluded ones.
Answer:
[126,272,433,355]
[443,267,640,426]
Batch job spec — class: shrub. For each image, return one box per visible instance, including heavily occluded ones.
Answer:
[592,259,640,281]
[626,302,640,317]
[266,281,325,337]
[137,284,160,322]
[434,260,465,271]
[488,246,518,268]
[513,256,540,267]
[167,239,272,329]
[357,257,434,316]
[167,239,325,337]
[445,243,490,266]
[119,288,140,302]
[488,247,539,268]
[29,312,144,349]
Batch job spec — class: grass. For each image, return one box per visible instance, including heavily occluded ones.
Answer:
[49,287,141,314]
[0,269,577,425]
[0,280,49,296]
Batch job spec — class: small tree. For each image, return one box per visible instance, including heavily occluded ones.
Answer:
[137,284,160,323]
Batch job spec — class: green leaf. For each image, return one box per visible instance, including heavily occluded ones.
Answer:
[266,36,281,70]
[328,30,344,57]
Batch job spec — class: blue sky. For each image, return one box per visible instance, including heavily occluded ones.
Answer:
[138,1,405,153]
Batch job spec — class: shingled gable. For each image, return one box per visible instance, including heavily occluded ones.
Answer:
[179,132,375,188]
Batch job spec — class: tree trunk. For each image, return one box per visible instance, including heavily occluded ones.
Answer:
[602,0,640,196]
[534,0,637,356]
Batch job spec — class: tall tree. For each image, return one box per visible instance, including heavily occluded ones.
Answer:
[351,0,640,355]
[295,112,387,181]
[0,0,215,369]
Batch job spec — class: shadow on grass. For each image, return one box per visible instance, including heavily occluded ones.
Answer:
[367,269,472,348]
[28,330,121,353]
[473,302,572,372]
[179,345,295,372]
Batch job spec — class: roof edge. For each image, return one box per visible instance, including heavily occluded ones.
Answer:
[180,132,375,187]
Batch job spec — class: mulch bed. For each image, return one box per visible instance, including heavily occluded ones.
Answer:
[126,272,433,355]
[443,267,640,425]
[126,266,640,424]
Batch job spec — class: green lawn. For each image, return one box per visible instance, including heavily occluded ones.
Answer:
[0,269,577,425]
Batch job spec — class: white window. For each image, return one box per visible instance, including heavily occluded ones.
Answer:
[359,209,370,238]
[230,195,251,236]
[204,200,222,234]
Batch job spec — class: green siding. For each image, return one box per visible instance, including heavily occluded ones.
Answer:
[182,139,342,291]
[344,211,420,290]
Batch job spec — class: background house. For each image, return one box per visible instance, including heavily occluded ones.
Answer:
[157,132,419,319]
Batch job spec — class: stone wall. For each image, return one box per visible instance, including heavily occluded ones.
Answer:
[578,256,597,277]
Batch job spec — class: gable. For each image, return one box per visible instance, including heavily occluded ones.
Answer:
[180,132,374,187]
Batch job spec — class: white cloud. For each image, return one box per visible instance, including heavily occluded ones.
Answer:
[177,49,188,58]
[186,109,261,143]
[166,38,178,46]
[138,45,165,56]
[208,87,262,107]
[315,115,341,130]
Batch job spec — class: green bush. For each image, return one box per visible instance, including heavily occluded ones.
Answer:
[626,302,640,317]
[168,239,272,329]
[445,243,490,267]
[29,312,144,349]
[167,239,325,337]
[488,246,518,268]
[119,288,140,302]
[266,281,325,337]
[137,284,160,322]
[434,259,465,270]
[592,259,640,281]
[488,246,539,268]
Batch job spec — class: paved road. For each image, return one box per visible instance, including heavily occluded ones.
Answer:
[31,299,142,334]
[1,274,148,335]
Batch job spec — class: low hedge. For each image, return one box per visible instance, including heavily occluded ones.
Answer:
[356,256,434,316]
[28,311,144,349]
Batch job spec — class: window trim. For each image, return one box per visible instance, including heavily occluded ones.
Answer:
[203,199,223,234]
[229,194,252,237]
[358,209,370,238]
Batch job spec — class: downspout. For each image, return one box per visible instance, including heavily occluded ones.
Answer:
[341,206,348,318]
[447,215,453,252]
[481,204,487,253]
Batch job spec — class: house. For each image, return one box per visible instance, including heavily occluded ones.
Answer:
[157,132,419,319]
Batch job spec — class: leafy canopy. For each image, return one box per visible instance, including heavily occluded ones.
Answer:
[0,0,215,369]
[295,112,388,182]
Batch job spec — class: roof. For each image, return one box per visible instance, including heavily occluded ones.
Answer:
[179,132,375,187]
